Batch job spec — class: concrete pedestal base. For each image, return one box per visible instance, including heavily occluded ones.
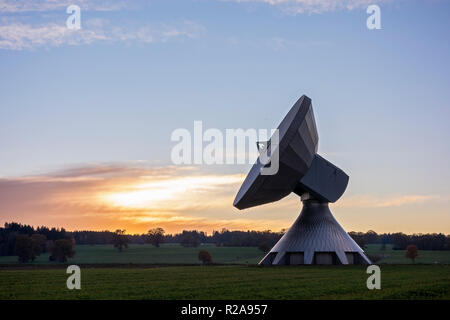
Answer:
[260,200,371,265]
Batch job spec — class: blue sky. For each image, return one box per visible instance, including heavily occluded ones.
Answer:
[0,0,449,233]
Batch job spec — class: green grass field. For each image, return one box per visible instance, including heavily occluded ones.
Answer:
[0,243,263,265]
[1,265,449,300]
[0,243,449,265]
[1,244,449,300]
[365,244,450,264]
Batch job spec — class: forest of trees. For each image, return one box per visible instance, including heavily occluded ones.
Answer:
[348,230,450,251]
[0,222,75,262]
[1,222,450,259]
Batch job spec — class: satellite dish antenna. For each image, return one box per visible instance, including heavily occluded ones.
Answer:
[233,95,371,265]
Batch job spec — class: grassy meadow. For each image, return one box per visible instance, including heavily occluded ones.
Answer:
[1,265,449,300]
[0,243,263,265]
[1,243,449,300]
[365,244,450,264]
[1,243,449,265]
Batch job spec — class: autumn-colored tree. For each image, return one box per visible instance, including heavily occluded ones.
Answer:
[405,244,419,263]
[146,228,165,247]
[15,235,36,263]
[50,239,75,262]
[112,229,129,252]
[198,250,212,264]
[31,233,47,254]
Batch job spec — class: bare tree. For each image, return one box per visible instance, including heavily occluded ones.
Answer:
[112,229,129,252]
[146,228,165,247]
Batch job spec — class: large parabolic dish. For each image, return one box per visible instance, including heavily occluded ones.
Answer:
[233,95,371,265]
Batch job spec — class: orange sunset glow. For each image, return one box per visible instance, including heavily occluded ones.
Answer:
[0,163,449,235]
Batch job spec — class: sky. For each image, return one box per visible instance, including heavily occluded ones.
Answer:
[0,0,449,234]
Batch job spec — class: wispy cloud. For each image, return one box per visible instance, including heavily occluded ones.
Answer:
[0,0,204,50]
[0,19,205,50]
[0,163,447,233]
[1,0,391,15]
[228,0,391,14]
[0,0,127,13]
[0,23,105,50]
[0,164,270,233]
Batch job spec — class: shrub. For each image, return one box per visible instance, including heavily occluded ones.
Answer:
[405,245,419,263]
[198,250,212,264]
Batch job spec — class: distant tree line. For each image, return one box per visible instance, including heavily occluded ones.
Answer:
[71,228,284,248]
[2,222,450,261]
[0,222,75,262]
[348,230,450,251]
[210,229,284,248]
[76,228,450,251]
